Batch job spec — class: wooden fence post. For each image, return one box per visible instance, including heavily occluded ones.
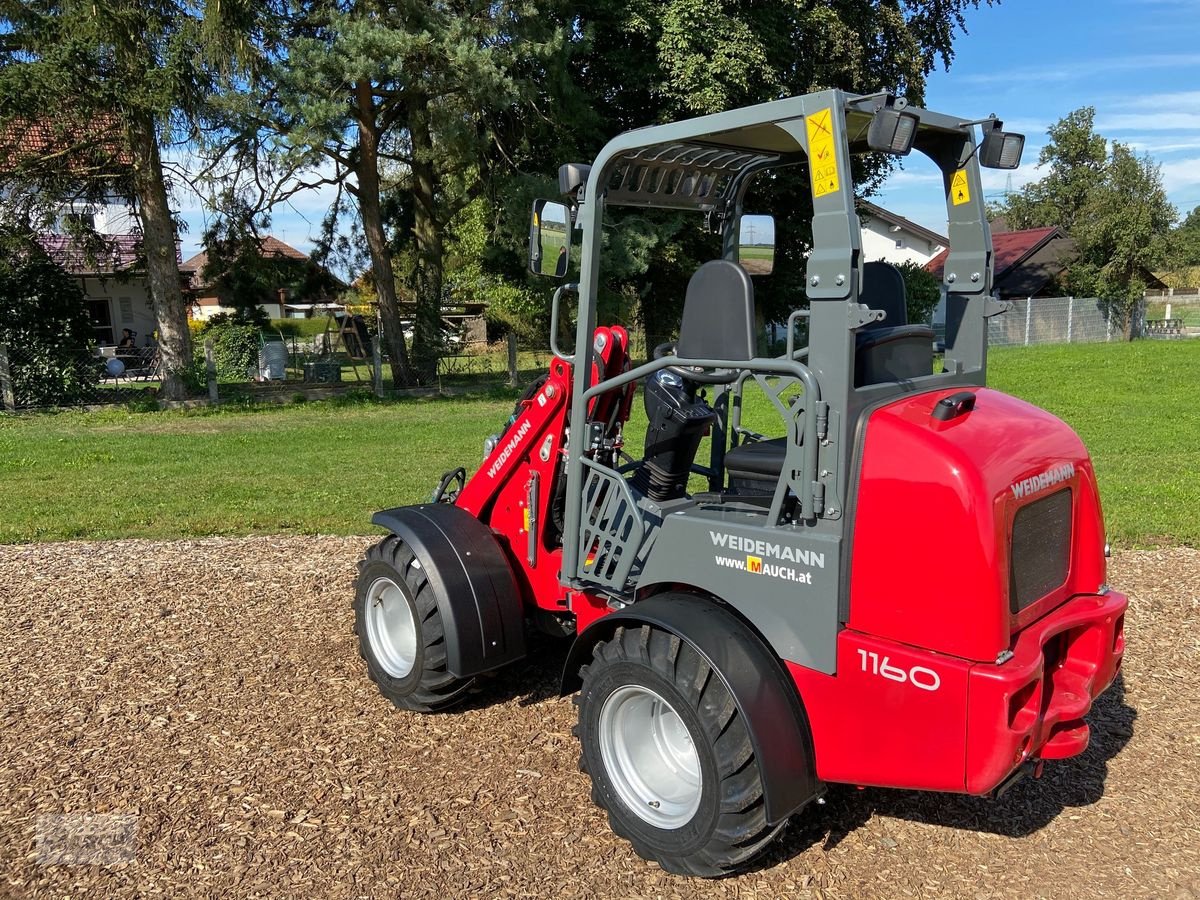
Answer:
[204,339,218,403]
[373,335,384,398]
[507,332,518,387]
[0,345,15,411]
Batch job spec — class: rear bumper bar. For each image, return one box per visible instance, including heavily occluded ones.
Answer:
[964,590,1127,794]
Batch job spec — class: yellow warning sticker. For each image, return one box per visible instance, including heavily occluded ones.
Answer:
[951,168,971,206]
[806,108,840,198]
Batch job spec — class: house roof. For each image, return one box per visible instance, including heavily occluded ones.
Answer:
[180,235,310,275]
[38,234,169,275]
[925,226,1070,298]
[858,200,948,248]
[0,115,132,175]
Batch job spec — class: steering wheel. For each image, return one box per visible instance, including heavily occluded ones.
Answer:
[652,342,740,385]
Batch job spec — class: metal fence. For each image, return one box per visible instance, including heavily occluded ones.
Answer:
[986,296,1115,347]
[0,344,160,410]
[1142,292,1200,339]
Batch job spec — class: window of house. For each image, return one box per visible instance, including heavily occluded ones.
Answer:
[64,211,96,232]
[87,298,114,345]
[894,238,904,249]
[119,298,134,323]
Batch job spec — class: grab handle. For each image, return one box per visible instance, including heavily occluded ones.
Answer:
[550,283,578,362]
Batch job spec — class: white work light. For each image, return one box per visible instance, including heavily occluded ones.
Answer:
[867,97,919,156]
[979,119,1025,169]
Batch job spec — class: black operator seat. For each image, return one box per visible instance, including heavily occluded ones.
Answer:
[723,261,935,494]
[633,260,757,502]
[855,260,935,387]
[676,259,757,362]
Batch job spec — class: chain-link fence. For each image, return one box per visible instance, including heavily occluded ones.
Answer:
[0,344,160,411]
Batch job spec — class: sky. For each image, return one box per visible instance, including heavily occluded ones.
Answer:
[873,0,1200,238]
[175,0,1200,261]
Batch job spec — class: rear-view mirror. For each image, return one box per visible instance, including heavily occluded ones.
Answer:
[529,199,572,278]
[739,215,775,275]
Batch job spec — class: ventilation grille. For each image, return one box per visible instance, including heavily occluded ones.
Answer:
[1009,488,1073,613]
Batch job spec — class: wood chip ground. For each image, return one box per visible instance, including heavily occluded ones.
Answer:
[0,538,1197,898]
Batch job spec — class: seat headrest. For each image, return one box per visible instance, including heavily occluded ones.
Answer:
[859,261,908,330]
[676,260,756,361]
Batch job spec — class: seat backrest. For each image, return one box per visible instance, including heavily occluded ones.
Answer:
[859,260,908,330]
[676,260,756,361]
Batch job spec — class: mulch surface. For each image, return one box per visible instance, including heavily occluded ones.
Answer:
[0,537,1197,899]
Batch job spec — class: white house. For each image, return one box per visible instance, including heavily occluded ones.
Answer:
[858,201,947,267]
[43,199,163,347]
[1,119,165,349]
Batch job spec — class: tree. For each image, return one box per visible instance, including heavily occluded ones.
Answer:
[198,215,343,326]
[1001,108,1108,233]
[1162,206,1200,287]
[564,0,994,330]
[256,0,566,384]
[0,225,97,406]
[992,109,1176,334]
[0,0,267,399]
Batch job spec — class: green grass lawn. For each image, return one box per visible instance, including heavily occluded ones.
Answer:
[1,340,1197,546]
[987,340,1199,547]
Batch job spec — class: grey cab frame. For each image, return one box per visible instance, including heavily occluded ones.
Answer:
[554,89,1008,606]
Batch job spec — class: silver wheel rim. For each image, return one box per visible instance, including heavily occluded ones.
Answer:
[598,684,702,829]
[364,576,419,679]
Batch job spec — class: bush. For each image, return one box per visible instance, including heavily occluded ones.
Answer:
[0,227,98,407]
[896,260,942,325]
[195,322,261,382]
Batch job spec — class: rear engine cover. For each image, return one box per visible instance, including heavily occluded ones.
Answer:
[848,388,1107,662]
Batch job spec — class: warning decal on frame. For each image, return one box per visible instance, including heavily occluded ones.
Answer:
[806,108,839,198]
[951,168,971,205]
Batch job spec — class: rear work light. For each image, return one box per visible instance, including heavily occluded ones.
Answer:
[867,97,919,156]
[979,118,1025,169]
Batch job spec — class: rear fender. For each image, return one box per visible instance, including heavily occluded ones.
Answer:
[560,593,820,824]
[371,504,526,677]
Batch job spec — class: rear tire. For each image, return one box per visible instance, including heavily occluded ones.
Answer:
[574,624,783,877]
[354,535,475,712]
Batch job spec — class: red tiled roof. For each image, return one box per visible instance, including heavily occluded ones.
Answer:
[181,235,310,276]
[39,233,182,275]
[0,115,132,175]
[924,226,1062,280]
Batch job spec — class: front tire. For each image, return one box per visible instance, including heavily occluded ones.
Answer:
[575,624,783,877]
[354,535,474,712]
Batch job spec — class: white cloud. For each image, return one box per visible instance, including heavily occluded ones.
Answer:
[957,54,1200,87]
[1159,157,1200,193]
[1098,112,1200,132]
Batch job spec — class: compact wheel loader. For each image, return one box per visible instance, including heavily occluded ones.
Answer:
[353,90,1127,877]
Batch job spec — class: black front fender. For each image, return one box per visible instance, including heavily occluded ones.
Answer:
[561,593,820,824]
[371,504,526,678]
